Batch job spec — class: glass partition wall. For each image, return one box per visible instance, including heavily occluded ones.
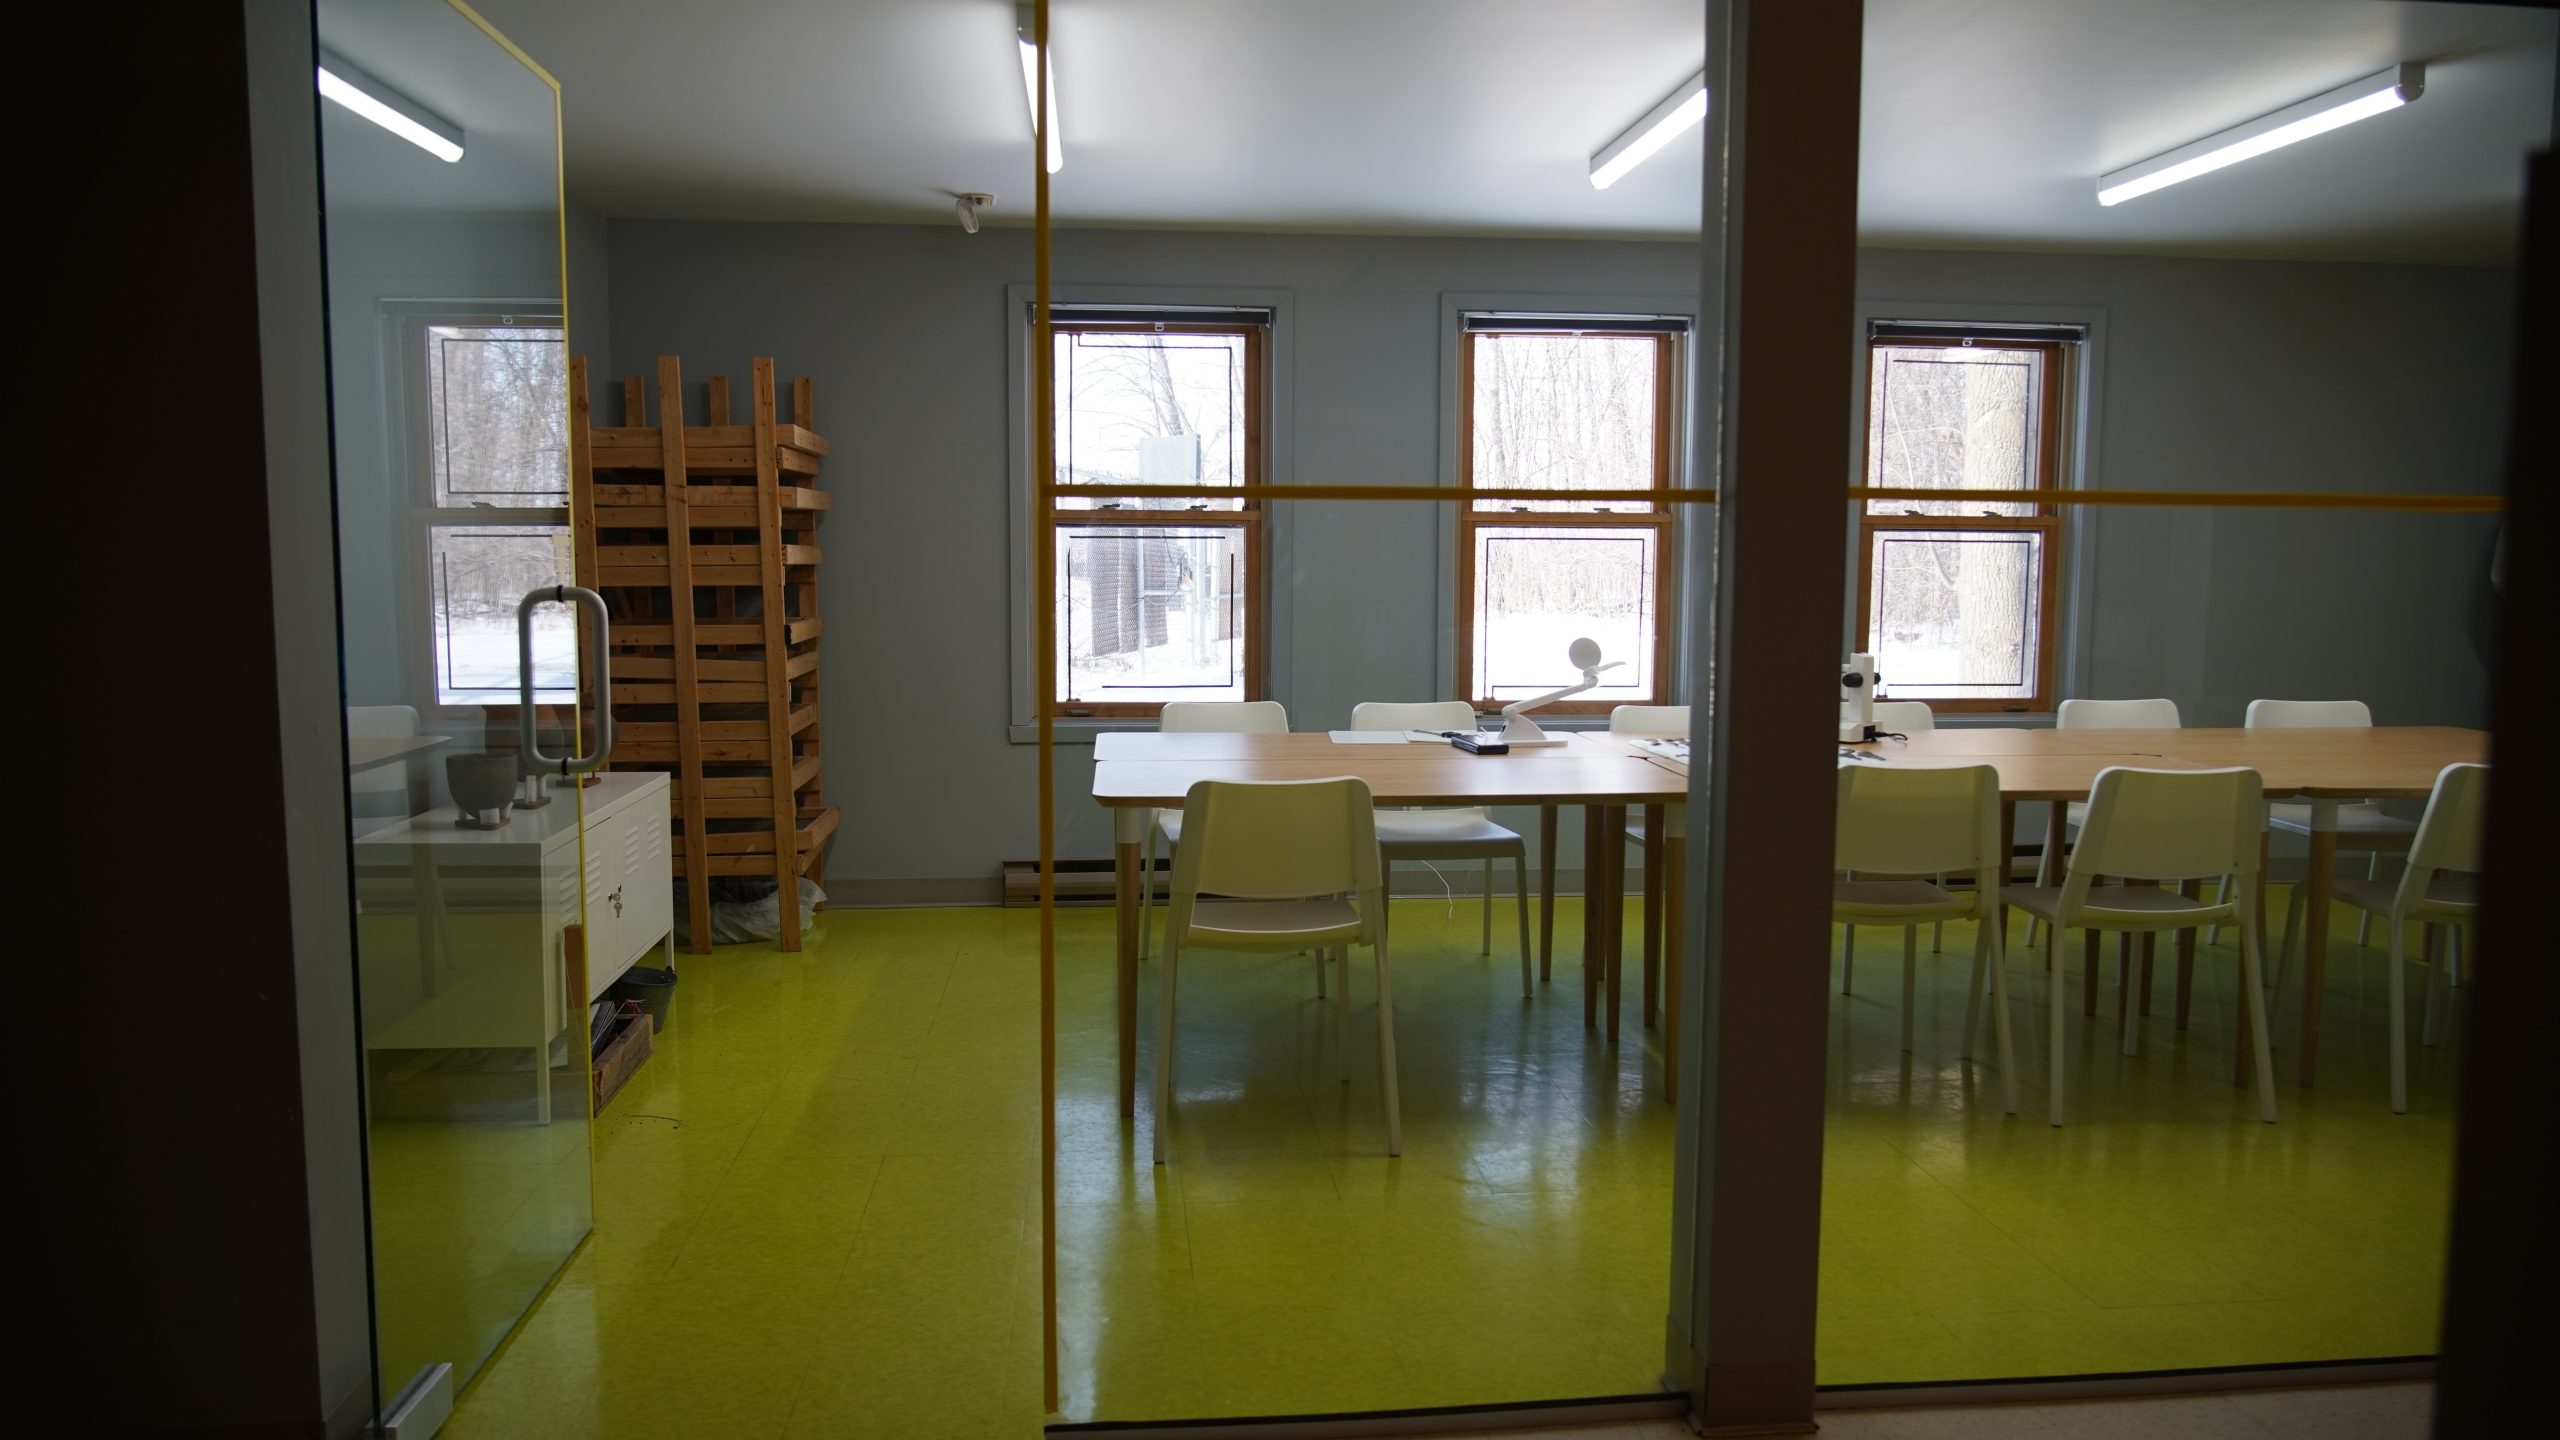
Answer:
[315,0,590,1424]
[1028,0,2526,1427]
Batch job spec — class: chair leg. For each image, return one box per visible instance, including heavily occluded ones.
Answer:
[1932,875,1945,953]
[1153,934,1181,1165]
[1372,941,1403,1156]
[2239,903,2280,1123]
[1899,926,1918,1053]
[2208,873,2229,946]
[1984,919,2019,1115]
[1513,853,1533,999]
[1841,873,1856,995]
[2357,851,2378,946]
[1481,858,1494,955]
[1961,925,1985,1061]
[2083,928,2101,1018]
[1314,944,1326,999]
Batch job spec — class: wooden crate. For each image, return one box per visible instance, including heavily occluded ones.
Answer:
[571,355,833,952]
[592,1013,654,1114]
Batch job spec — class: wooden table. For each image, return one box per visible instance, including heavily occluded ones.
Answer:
[1090,732,1688,1115]
[1618,725,2485,1089]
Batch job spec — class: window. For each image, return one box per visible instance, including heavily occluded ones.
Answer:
[405,312,573,708]
[1458,319,1680,710]
[1856,330,2069,712]
[1048,312,1267,716]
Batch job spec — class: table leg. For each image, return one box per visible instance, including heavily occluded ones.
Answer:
[1538,804,1558,983]
[1115,838,1140,1117]
[1641,805,1665,1025]
[1582,805,1604,1027]
[1664,831,1686,1105]
[2239,828,2269,1086]
[1602,804,1627,1047]
[2297,803,2339,1087]
[1998,800,2018,946]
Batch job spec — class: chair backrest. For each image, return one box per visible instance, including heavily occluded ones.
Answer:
[2246,698,2372,729]
[1350,700,1477,734]
[2067,767,2263,892]
[2403,763,2490,884]
[1834,762,1999,884]
[347,705,421,800]
[1171,777,1381,903]
[1609,705,1690,736]
[1160,700,1289,734]
[2056,697,2180,729]
[1871,700,1936,734]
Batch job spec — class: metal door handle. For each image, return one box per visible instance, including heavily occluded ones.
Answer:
[517,585,613,774]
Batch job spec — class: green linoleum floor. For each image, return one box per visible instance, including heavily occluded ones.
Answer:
[428,892,2458,1438]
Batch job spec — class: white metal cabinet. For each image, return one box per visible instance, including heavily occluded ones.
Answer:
[353,770,671,1122]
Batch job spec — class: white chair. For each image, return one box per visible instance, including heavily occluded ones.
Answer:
[1840,701,1941,978]
[1831,761,2019,1114]
[2026,698,2182,947]
[1140,701,1289,958]
[2273,762,2485,1113]
[1349,701,1532,998]
[1153,776,1398,1162]
[1613,706,1688,1027]
[2223,699,2418,952]
[2007,766,2279,1127]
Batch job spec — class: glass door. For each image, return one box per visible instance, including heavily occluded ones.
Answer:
[314,0,593,1424]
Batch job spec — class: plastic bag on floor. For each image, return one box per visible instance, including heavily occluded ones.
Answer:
[674,877,824,946]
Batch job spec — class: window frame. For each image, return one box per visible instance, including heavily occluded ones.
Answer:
[391,304,571,718]
[1046,316,1269,720]
[1853,334,2067,715]
[1455,321,1680,713]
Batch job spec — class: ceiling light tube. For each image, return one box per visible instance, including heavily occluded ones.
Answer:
[316,53,465,163]
[2097,63,2421,207]
[1589,70,1708,190]
[1016,5,1062,174]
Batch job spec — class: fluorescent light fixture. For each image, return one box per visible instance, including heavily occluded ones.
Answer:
[1015,5,1062,174]
[317,54,464,163]
[2097,63,2422,206]
[1589,69,1707,190]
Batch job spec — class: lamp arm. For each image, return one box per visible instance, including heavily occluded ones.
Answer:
[1499,661,1626,742]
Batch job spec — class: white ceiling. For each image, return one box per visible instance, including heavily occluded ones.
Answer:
[318,0,559,214]
[461,0,2556,263]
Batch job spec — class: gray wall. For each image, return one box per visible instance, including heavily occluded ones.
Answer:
[603,222,1701,897]
[1858,248,2511,729]
[600,220,2515,898]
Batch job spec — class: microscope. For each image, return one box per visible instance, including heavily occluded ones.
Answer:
[1840,652,1881,743]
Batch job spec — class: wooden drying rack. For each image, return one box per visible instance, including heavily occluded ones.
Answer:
[570,355,839,951]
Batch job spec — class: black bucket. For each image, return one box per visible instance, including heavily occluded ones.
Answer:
[609,966,677,1038]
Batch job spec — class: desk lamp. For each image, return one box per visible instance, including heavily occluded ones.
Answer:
[1500,637,1623,746]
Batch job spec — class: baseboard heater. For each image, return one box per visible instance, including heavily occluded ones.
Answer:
[1001,858,1168,908]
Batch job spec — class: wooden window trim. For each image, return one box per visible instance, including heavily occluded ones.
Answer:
[1049,320,1267,719]
[1854,336,2066,715]
[1455,328,1678,713]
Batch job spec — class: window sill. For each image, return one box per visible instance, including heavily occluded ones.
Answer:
[1006,711,1610,745]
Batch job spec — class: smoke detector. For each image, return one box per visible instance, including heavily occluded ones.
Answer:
[953,192,994,234]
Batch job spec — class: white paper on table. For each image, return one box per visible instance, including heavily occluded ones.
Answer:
[1325,731,1413,744]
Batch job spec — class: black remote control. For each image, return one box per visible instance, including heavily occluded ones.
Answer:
[1444,732,1509,755]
